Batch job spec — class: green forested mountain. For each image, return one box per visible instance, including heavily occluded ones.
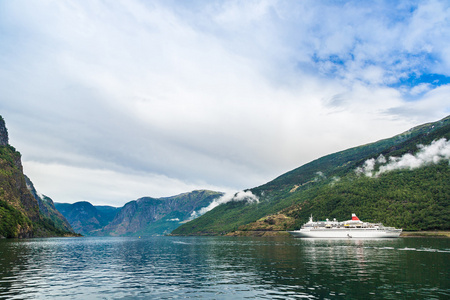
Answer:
[0,116,75,238]
[172,115,450,235]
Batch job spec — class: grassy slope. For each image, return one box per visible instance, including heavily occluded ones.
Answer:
[284,162,450,231]
[172,115,450,235]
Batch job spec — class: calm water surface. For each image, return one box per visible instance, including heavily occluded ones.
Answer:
[0,236,449,299]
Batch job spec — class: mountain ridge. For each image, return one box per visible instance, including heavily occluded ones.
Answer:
[172,115,450,235]
[56,190,223,236]
[54,201,119,235]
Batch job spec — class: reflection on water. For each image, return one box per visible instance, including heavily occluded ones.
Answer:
[0,237,449,299]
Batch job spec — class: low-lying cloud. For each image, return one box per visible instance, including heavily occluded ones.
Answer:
[356,138,450,177]
[189,191,259,220]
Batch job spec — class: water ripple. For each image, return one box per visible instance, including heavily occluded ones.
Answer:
[0,237,448,299]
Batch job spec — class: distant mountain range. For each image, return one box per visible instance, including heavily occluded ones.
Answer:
[54,202,120,235]
[0,116,75,238]
[172,115,450,235]
[55,190,223,236]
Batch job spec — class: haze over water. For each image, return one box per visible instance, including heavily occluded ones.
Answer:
[0,236,448,299]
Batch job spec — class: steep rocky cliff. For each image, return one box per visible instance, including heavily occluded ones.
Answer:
[0,116,74,238]
[25,175,73,233]
[0,117,8,146]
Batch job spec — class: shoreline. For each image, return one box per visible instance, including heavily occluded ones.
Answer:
[400,231,450,238]
[226,230,450,238]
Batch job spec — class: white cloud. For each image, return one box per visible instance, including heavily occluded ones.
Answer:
[409,83,432,96]
[356,138,450,177]
[0,1,449,205]
[189,190,259,220]
[386,85,450,120]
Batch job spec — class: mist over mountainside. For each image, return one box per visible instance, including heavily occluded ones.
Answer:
[56,190,223,236]
[172,115,450,235]
[0,116,74,238]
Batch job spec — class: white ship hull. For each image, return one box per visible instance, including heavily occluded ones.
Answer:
[289,214,402,238]
[289,228,402,238]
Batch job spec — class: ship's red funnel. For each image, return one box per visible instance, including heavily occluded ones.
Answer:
[351,213,360,221]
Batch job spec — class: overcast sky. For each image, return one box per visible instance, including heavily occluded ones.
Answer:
[1,0,449,206]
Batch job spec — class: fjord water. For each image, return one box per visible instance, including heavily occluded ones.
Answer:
[0,237,448,299]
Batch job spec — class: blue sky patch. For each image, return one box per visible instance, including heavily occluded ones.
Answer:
[396,73,450,88]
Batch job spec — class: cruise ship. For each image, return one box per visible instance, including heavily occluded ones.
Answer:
[288,214,402,238]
